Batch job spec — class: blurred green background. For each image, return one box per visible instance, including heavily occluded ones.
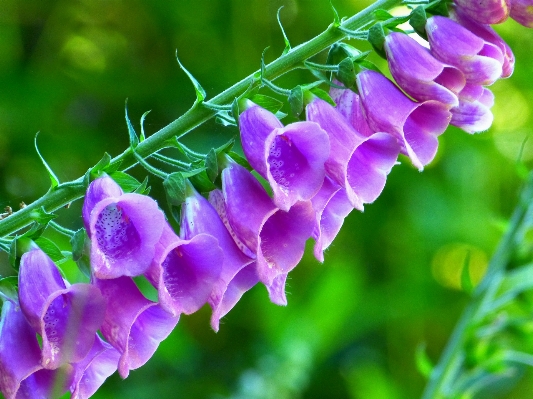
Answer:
[1,0,533,398]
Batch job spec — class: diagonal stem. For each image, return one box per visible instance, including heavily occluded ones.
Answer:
[422,173,533,398]
[0,0,403,238]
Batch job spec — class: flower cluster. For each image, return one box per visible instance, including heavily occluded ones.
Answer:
[0,1,529,398]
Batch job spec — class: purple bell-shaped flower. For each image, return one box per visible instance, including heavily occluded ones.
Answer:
[18,248,106,370]
[426,16,504,86]
[179,183,256,331]
[356,70,451,170]
[510,0,533,27]
[145,222,223,317]
[209,161,315,303]
[451,84,495,133]
[239,103,330,211]
[384,31,465,108]
[306,96,400,208]
[83,175,166,279]
[95,276,179,378]
[0,299,73,399]
[453,0,510,24]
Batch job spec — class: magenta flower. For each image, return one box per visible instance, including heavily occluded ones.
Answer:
[356,70,451,171]
[95,276,179,379]
[209,162,315,291]
[180,184,256,331]
[384,32,465,108]
[18,248,106,370]
[145,222,223,317]
[0,299,73,399]
[510,0,533,27]
[426,16,504,86]
[451,84,495,133]
[452,9,515,78]
[454,0,509,24]
[239,104,330,211]
[311,177,353,262]
[70,335,120,399]
[306,96,400,208]
[83,175,166,279]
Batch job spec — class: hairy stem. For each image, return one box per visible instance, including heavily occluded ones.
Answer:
[0,0,402,238]
[422,173,533,398]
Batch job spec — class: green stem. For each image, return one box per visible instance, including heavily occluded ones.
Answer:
[422,173,533,398]
[0,0,402,238]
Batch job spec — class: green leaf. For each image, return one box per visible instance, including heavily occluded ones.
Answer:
[215,138,236,155]
[228,151,252,171]
[140,110,151,142]
[277,7,291,55]
[409,6,428,40]
[35,237,65,263]
[415,343,434,378]
[91,152,112,178]
[189,170,217,192]
[288,85,304,117]
[125,100,139,148]
[250,94,284,114]
[330,0,341,26]
[461,250,473,294]
[9,238,17,269]
[35,132,60,189]
[216,112,238,127]
[70,228,91,278]
[373,9,394,20]
[133,176,150,194]
[310,88,336,106]
[0,277,18,302]
[29,207,57,225]
[337,58,356,88]
[21,222,47,240]
[176,51,206,104]
[368,23,387,59]
[206,149,218,183]
[356,59,382,73]
[109,171,142,193]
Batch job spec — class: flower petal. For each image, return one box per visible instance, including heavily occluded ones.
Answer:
[82,176,124,233]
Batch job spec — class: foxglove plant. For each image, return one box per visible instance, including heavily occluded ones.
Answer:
[2,0,533,398]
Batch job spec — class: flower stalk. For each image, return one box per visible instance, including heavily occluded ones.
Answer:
[0,0,403,239]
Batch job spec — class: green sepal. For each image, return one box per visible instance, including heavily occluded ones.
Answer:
[228,151,252,171]
[35,237,65,264]
[327,42,367,65]
[109,171,142,193]
[250,94,284,115]
[133,176,150,195]
[187,169,216,193]
[176,51,206,105]
[216,138,236,155]
[337,58,356,88]
[310,88,336,106]
[415,343,434,378]
[368,23,387,59]
[9,236,34,271]
[277,6,291,55]
[164,172,188,207]
[426,0,449,17]
[409,6,428,40]
[216,111,238,127]
[288,85,304,117]
[307,68,346,89]
[206,149,218,183]
[356,59,382,73]
[35,132,60,189]
[70,228,91,278]
[21,222,47,241]
[460,250,473,294]
[90,152,112,179]
[29,207,57,226]
[0,276,18,303]
[125,100,139,148]
[140,110,151,142]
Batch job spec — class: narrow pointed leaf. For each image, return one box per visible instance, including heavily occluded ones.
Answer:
[91,152,112,178]
[288,85,304,117]
[109,171,142,193]
[176,51,206,103]
[35,237,65,263]
[310,88,336,106]
[228,151,252,171]
[373,9,394,20]
[125,101,139,148]
[330,0,341,26]
[277,7,291,55]
[250,94,284,114]
[35,133,60,189]
[133,176,150,194]
[140,110,151,141]
[215,137,236,155]
[206,149,218,182]
[71,228,92,278]
[29,207,57,225]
